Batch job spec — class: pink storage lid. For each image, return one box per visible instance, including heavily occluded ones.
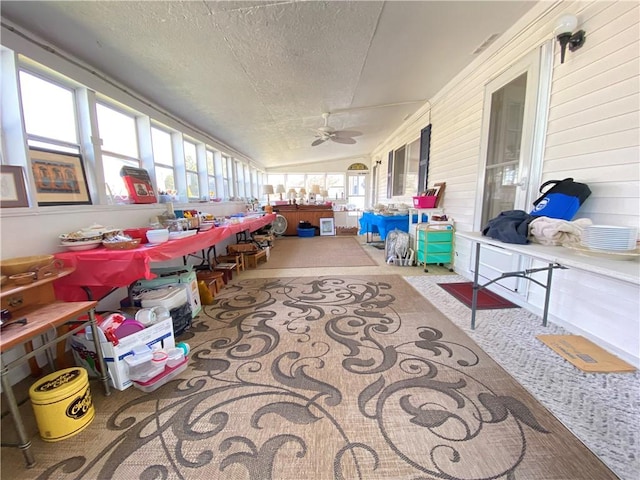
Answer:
[114,319,146,339]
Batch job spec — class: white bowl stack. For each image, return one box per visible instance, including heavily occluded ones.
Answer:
[582,225,638,251]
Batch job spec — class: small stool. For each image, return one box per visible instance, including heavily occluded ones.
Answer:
[213,263,236,284]
[217,254,244,273]
[197,270,225,295]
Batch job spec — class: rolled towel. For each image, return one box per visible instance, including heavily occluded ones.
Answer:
[529,217,592,246]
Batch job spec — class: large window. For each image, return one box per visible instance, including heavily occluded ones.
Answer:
[392,145,406,196]
[151,126,175,196]
[19,70,79,153]
[326,174,344,200]
[405,138,420,196]
[183,139,199,199]
[96,103,140,200]
[206,149,216,199]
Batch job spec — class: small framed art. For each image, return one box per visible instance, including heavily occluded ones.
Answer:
[0,165,29,208]
[320,217,335,236]
[28,147,92,206]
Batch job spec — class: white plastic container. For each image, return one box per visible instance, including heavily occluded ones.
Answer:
[132,357,188,393]
[165,347,185,368]
[137,286,188,311]
[124,345,160,382]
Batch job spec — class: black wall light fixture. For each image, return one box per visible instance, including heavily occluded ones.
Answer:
[554,14,586,64]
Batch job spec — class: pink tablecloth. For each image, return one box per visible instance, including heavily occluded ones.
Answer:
[54,214,275,301]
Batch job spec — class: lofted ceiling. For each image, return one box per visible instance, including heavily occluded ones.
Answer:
[1,1,535,169]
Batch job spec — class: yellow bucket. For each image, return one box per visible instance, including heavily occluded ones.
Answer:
[29,367,94,442]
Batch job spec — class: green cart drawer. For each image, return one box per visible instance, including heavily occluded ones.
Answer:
[418,230,453,242]
[418,252,452,264]
[425,243,452,254]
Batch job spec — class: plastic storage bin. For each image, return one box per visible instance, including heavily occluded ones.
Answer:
[413,196,437,208]
[297,227,315,237]
[132,357,189,393]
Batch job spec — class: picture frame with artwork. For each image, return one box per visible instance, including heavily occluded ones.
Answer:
[319,217,335,236]
[29,147,92,206]
[0,165,29,208]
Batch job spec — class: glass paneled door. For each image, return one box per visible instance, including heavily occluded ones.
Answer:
[473,45,552,293]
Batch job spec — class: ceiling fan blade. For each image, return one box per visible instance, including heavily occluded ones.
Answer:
[311,137,328,147]
[330,136,356,145]
[335,130,362,138]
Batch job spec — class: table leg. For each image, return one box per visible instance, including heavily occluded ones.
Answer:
[471,242,481,330]
[542,263,554,327]
[1,358,36,468]
[24,341,42,378]
[87,309,110,396]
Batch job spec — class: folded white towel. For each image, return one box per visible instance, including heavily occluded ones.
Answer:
[529,217,592,246]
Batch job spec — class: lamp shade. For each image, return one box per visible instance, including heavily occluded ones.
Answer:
[262,184,274,195]
[311,184,321,194]
[275,184,286,194]
[287,188,296,199]
[299,188,307,195]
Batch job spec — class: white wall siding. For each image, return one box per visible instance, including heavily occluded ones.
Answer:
[544,0,640,233]
[372,0,640,365]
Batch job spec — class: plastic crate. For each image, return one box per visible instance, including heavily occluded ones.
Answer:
[412,196,437,208]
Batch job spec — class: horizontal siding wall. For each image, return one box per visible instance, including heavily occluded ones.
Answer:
[372,0,640,365]
[545,0,640,228]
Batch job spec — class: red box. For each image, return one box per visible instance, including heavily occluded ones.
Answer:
[413,196,437,208]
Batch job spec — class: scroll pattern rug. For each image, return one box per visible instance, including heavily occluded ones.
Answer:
[1,276,616,479]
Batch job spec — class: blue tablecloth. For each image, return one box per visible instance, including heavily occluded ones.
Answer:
[358,213,401,240]
[359,212,431,240]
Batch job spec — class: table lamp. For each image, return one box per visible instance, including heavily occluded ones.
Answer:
[310,185,320,203]
[262,184,274,204]
[276,184,286,201]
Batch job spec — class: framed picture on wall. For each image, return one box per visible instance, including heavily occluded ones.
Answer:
[28,147,92,206]
[0,165,29,208]
[320,217,335,236]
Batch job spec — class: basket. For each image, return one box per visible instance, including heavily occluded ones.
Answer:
[412,196,437,208]
[102,238,141,250]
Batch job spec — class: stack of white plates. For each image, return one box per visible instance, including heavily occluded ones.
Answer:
[582,225,638,251]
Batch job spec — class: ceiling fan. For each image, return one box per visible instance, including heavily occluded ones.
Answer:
[311,113,361,147]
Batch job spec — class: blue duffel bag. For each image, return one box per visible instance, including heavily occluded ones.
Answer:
[530,178,591,221]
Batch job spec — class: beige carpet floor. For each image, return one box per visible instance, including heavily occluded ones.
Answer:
[261,236,377,269]
[1,275,617,479]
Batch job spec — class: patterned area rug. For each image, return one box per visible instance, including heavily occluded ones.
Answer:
[1,276,617,479]
[261,236,377,268]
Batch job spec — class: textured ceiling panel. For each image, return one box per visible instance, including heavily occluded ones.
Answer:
[1,1,536,168]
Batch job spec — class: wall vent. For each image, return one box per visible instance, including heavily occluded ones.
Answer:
[472,33,500,55]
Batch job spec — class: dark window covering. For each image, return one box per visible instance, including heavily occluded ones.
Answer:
[418,124,432,193]
[386,150,393,199]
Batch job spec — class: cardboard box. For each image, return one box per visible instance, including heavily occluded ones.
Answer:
[70,317,175,390]
[132,267,201,318]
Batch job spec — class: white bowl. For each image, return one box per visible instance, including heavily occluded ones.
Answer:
[146,229,170,244]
